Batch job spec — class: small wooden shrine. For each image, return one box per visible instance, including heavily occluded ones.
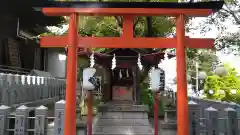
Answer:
[79,48,174,104]
[78,48,174,135]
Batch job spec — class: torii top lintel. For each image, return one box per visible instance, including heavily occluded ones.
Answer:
[39,1,224,16]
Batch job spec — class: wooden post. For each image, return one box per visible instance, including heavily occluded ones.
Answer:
[87,91,93,135]
[64,13,78,135]
[154,92,159,135]
[176,14,189,135]
[122,15,133,39]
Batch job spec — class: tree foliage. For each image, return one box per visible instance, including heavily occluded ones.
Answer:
[203,64,240,103]
[192,0,240,53]
[188,50,219,92]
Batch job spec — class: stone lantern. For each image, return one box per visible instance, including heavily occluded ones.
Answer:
[215,66,227,76]
[198,71,207,80]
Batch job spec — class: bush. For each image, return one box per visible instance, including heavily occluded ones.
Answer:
[203,64,240,103]
[140,82,165,117]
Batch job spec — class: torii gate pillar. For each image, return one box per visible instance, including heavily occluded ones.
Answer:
[64,13,78,135]
[176,14,188,135]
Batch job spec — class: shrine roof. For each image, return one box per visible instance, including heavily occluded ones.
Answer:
[78,50,175,67]
[78,49,175,60]
[34,1,223,11]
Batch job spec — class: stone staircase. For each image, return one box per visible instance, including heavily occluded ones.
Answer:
[92,103,154,135]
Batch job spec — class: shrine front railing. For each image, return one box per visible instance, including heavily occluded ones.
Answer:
[0,73,66,107]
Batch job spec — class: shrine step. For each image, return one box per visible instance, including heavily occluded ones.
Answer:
[98,112,148,119]
[92,125,154,135]
[95,118,151,126]
[93,104,154,135]
[98,103,149,112]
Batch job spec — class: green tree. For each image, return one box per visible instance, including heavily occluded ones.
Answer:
[191,0,240,53]
[203,63,240,103]
[188,50,220,93]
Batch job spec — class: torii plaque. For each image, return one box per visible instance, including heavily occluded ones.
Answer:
[37,1,223,135]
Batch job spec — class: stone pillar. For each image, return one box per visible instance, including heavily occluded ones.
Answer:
[188,101,200,135]
[54,100,65,135]
[224,107,239,135]
[35,105,48,135]
[0,73,9,105]
[14,105,29,135]
[20,75,27,103]
[204,106,218,135]
[0,105,10,135]
[14,74,21,104]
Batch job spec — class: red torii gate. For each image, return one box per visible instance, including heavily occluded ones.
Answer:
[38,1,223,135]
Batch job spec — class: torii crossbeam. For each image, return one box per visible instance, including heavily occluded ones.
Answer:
[37,1,223,135]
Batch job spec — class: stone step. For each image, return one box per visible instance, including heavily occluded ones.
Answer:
[98,112,148,119]
[92,125,154,135]
[95,118,151,126]
[98,104,149,112]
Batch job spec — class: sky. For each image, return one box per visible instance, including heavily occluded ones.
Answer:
[187,17,240,73]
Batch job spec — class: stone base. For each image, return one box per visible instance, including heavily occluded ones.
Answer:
[92,103,154,135]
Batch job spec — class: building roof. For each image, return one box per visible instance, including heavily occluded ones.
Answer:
[29,69,54,78]
[33,1,224,11]
[1,0,64,34]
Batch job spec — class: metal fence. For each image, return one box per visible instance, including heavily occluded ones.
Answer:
[164,100,240,135]
[0,73,66,107]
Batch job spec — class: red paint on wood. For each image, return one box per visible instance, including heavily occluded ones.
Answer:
[119,89,127,95]
[176,15,189,135]
[154,92,159,135]
[43,8,213,17]
[88,91,93,135]
[64,13,78,135]
[40,36,214,49]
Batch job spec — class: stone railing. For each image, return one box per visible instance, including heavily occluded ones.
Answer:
[0,73,66,107]
[163,90,240,117]
[0,100,86,135]
[163,101,240,135]
[1,100,239,135]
